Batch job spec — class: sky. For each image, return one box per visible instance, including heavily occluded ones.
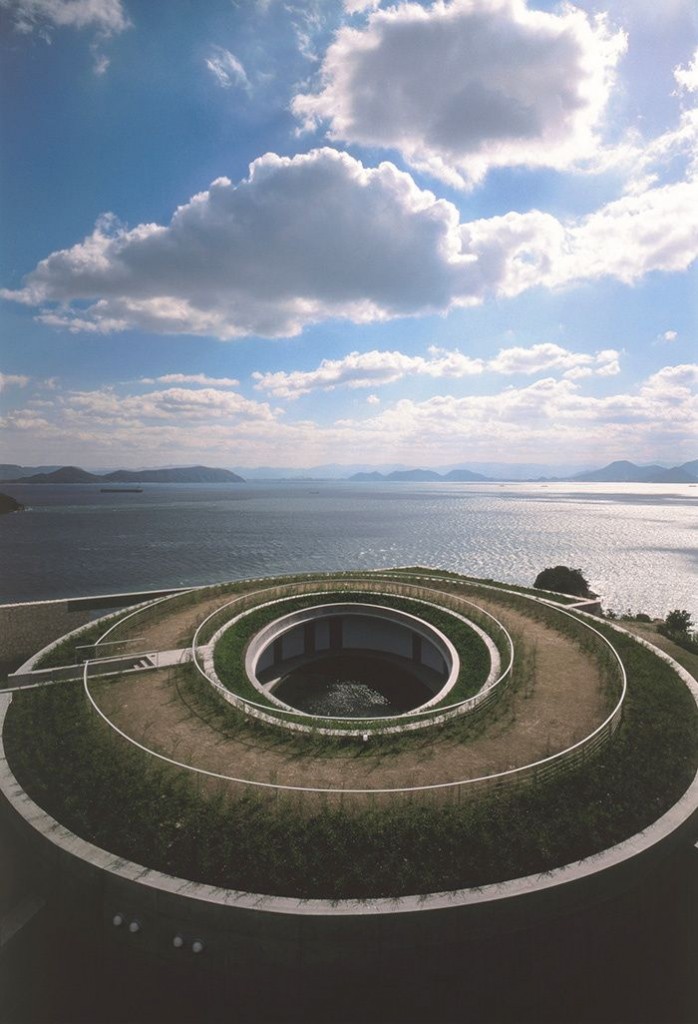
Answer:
[0,0,696,471]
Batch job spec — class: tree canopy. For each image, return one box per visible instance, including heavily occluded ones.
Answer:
[533,566,593,598]
[664,609,694,637]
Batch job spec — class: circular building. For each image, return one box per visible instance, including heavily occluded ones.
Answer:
[1,568,696,1021]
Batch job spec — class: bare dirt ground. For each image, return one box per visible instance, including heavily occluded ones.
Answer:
[91,590,611,796]
[97,593,241,653]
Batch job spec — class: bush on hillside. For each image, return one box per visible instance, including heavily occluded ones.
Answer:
[533,566,593,598]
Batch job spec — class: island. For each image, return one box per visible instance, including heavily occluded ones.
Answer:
[0,492,24,515]
[8,465,245,484]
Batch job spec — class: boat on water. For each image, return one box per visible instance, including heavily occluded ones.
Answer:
[100,487,143,493]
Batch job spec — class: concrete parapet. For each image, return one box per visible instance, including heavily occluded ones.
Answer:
[0,587,189,675]
[1,663,696,967]
[0,601,91,674]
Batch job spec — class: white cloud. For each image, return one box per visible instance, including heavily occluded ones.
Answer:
[553,179,698,287]
[252,348,483,399]
[674,48,698,93]
[59,386,277,434]
[3,148,697,341]
[344,0,380,13]
[1,0,129,33]
[205,47,250,90]
[92,51,110,74]
[1,150,479,339]
[324,365,698,464]
[252,343,620,399]
[139,373,240,388]
[487,343,620,377]
[293,0,626,189]
[461,176,698,297]
[662,330,678,342]
[3,365,695,468]
[1,0,130,72]
[0,372,30,391]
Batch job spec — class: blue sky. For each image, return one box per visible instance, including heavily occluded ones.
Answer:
[0,0,696,470]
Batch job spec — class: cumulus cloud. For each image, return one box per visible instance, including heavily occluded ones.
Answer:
[64,386,276,425]
[674,48,698,93]
[326,365,698,464]
[252,348,483,399]
[662,330,678,342]
[253,343,620,398]
[1,149,479,339]
[4,365,695,468]
[1,0,129,33]
[344,0,380,13]
[0,372,30,391]
[1,0,131,71]
[205,47,250,90]
[293,0,626,189]
[139,373,240,388]
[3,148,697,340]
[460,176,698,297]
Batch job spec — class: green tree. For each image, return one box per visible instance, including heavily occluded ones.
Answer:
[533,566,593,598]
[664,609,694,637]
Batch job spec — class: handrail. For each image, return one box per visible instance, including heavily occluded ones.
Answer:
[190,582,514,730]
[83,576,627,798]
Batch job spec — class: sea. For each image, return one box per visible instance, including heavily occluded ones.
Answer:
[0,480,695,617]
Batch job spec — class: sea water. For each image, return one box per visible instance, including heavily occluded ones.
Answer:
[0,480,695,617]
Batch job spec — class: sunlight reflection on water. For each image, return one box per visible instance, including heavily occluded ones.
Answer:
[0,481,695,617]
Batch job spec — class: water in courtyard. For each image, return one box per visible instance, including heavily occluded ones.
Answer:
[273,653,432,716]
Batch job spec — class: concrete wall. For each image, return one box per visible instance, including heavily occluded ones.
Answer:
[1,683,696,971]
[342,615,411,658]
[0,587,188,675]
[0,602,91,673]
[254,606,453,681]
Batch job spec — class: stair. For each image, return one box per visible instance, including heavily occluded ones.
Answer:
[132,657,155,670]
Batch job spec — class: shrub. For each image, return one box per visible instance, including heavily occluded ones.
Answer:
[533,566,593,598]
[664,609,694,637]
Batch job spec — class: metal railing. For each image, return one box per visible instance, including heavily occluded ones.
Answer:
[82,572,627,804]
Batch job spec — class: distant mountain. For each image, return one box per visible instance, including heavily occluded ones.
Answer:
[442,469,489,482]
[14,466,102,484]
[0,464,62,481]
[104,466,244,484]
[0,492,24,514]
[10,465,245,484]
[231,462,412,480]
[679,459,698,478]
[348,467,490,482]
[571,460,697,484]
[388,469,442,481]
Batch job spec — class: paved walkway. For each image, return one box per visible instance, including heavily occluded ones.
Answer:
[2,645,208,692]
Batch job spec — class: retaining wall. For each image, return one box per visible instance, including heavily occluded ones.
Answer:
[1,681,697,969]
[0,587,187,672]
[0,601,91,671]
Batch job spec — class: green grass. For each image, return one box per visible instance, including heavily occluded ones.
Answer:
[211,590,496,730]
[34,609,139,669]
[5,619,696,900]
[381,567,584,604]
[172,640,534,760]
